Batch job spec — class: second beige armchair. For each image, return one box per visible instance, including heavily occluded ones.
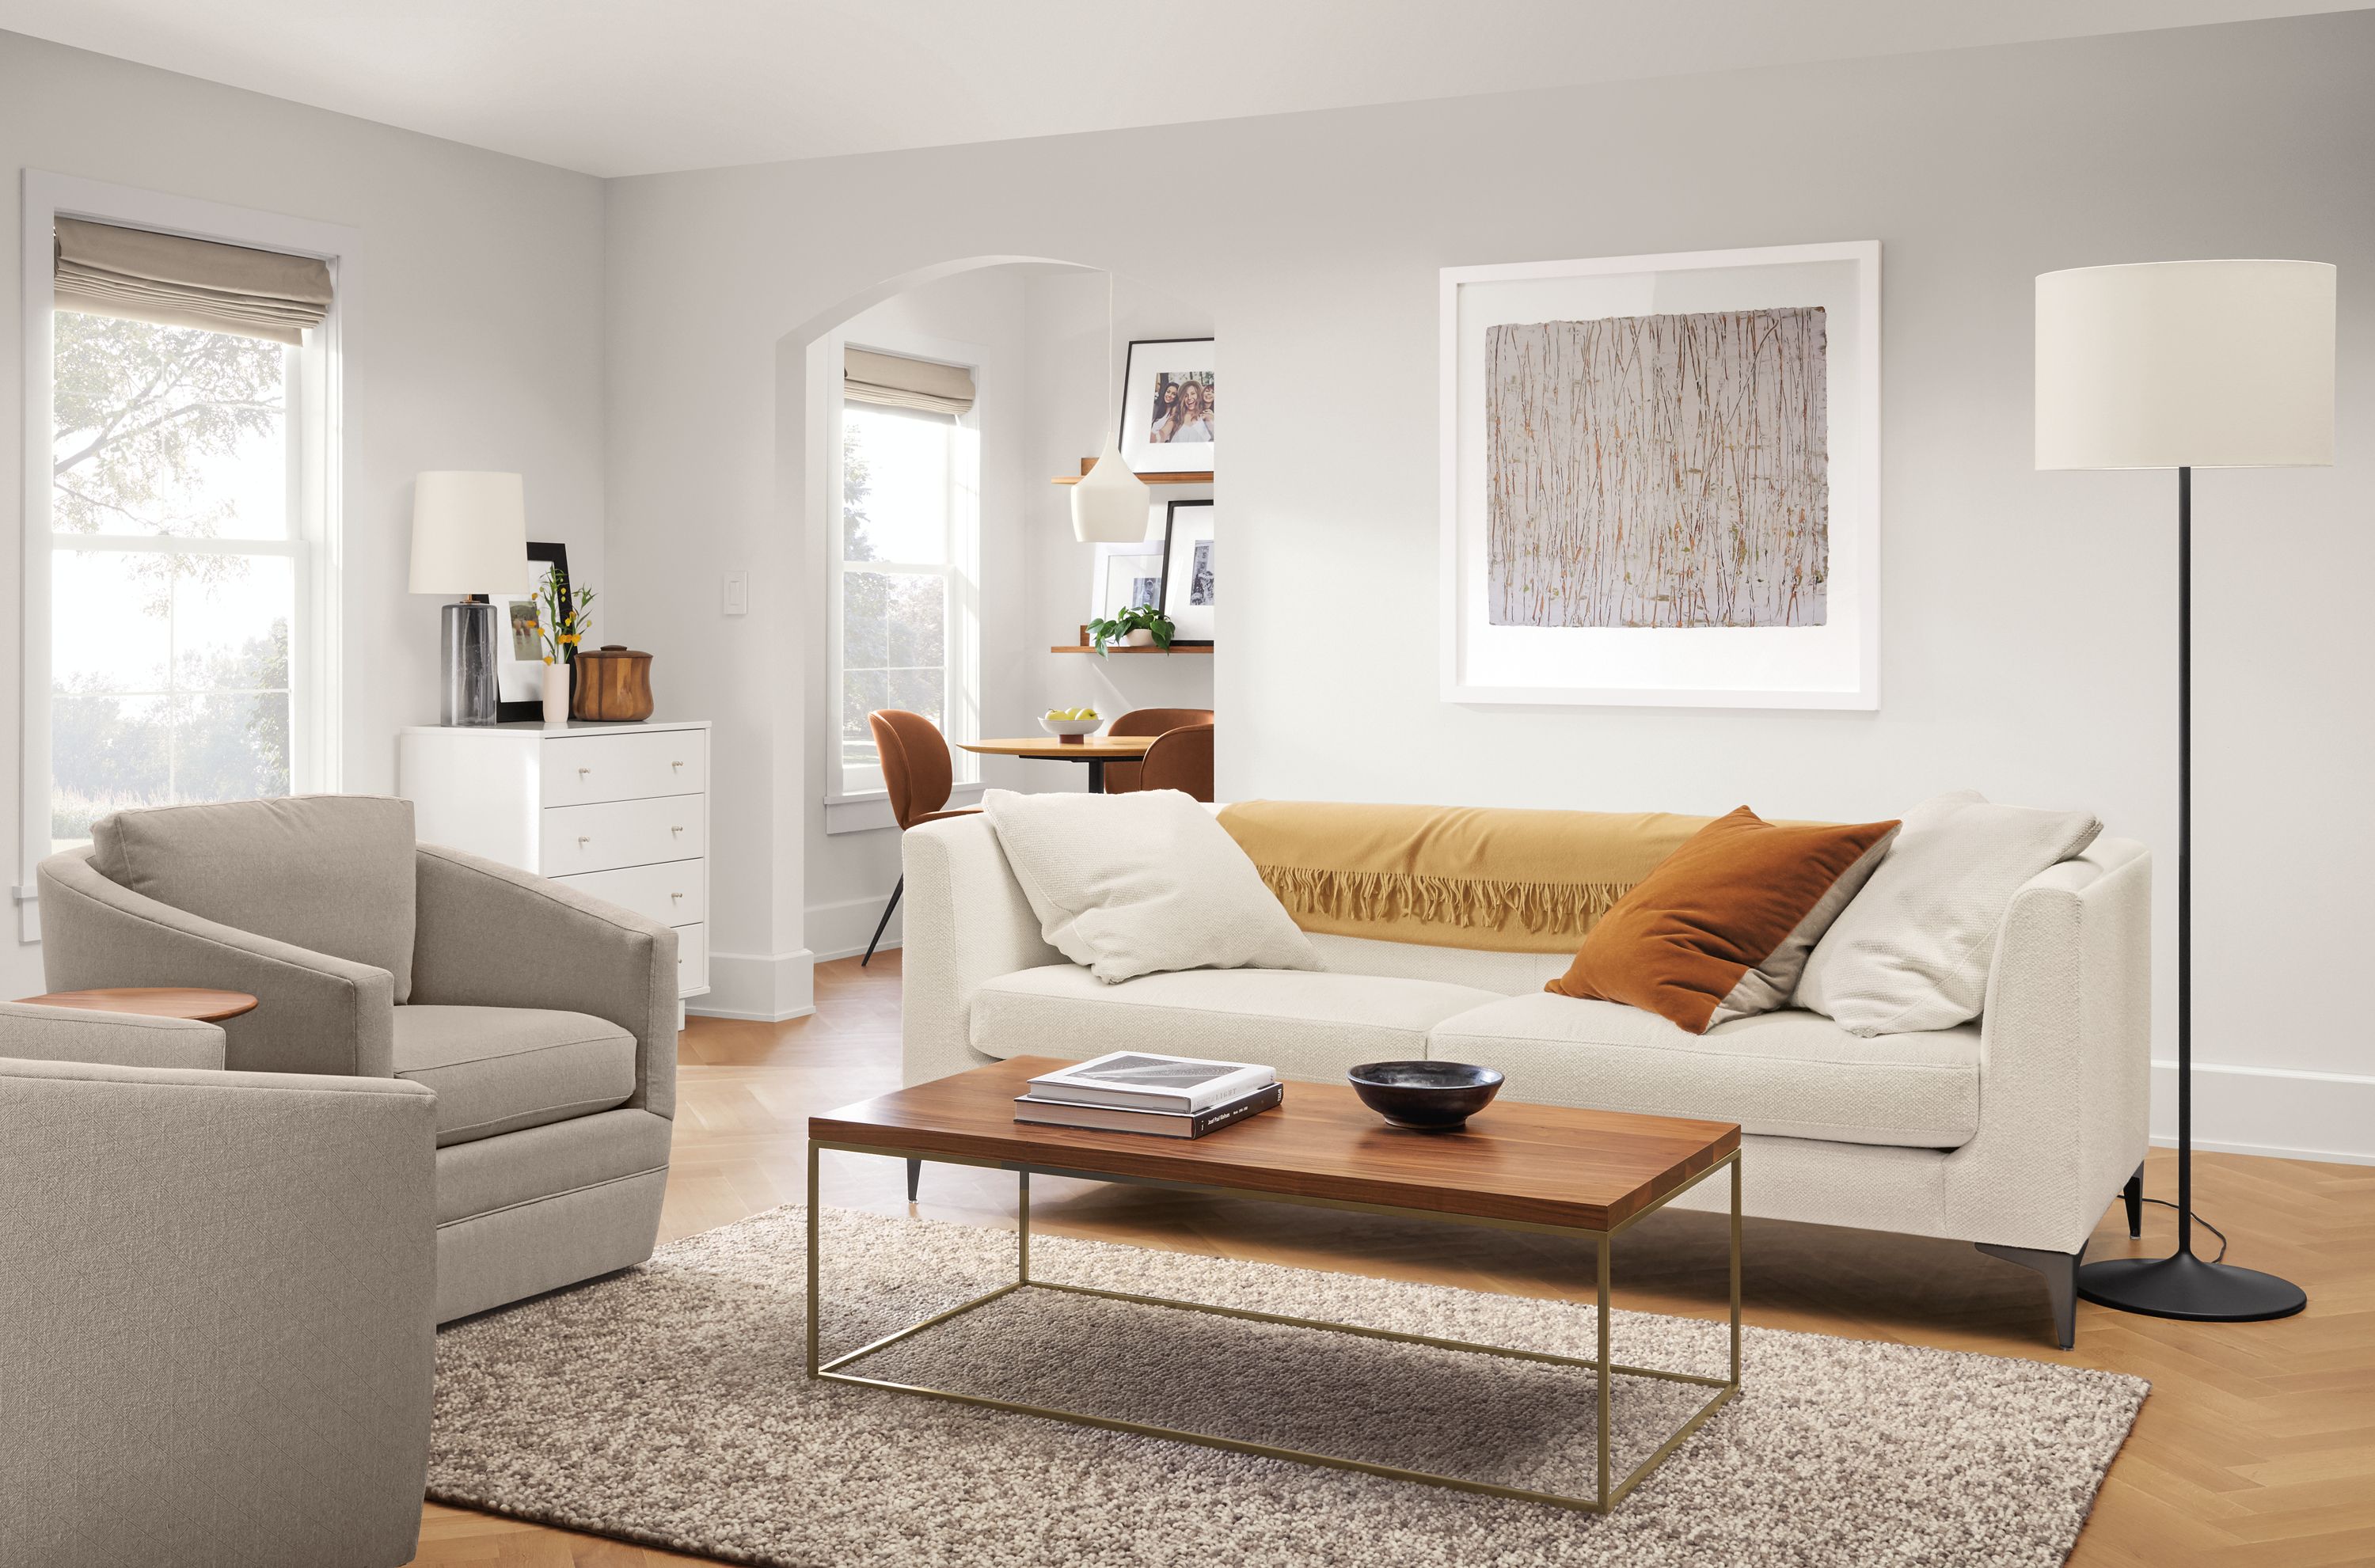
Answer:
[37,793,678,1323]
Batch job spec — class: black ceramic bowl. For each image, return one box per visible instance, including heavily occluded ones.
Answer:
[1347,1061,1505,1131]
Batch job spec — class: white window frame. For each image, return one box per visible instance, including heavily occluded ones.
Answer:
[819,328,985,836]
[17,172,353,940]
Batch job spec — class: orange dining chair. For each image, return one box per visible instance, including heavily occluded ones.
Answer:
[864,710,979,969]
[1137,723,1215,803]
[1101,707,1215,794]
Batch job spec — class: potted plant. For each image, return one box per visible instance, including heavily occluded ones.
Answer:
[1085,603,1174,655]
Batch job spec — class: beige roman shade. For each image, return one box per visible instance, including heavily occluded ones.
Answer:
[55,217,332,346]
[844,347,974,416]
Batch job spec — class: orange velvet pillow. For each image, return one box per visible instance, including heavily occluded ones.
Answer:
[1546,807,1900,1035]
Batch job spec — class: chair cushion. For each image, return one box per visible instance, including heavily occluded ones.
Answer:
[971,965,1505,1084]
[92,794,419,1003]
[393,1004,636,1148]
[1428,993,1980,1148]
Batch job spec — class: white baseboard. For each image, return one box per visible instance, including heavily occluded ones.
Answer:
[806,892,902,964]
[690,948,815,1022]
[2151,1059,2375,1165]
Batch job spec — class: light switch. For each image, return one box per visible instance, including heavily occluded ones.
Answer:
[722,568,749,616]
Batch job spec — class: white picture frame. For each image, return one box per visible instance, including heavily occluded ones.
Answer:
[1439,241,1881,708]
[1088,537,1165,625]
[1119,337,1215,474]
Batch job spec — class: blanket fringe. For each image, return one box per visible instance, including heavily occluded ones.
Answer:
[1252,864,1629,938]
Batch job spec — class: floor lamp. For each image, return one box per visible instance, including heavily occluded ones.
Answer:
[2035,259,2334,1323]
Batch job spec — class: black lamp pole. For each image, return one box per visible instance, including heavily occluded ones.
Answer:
[2074,466,2307,1323]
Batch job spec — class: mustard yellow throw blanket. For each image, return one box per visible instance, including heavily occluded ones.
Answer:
[1217,800,1716,954]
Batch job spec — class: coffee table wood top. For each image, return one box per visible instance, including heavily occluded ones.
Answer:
[812,1056,1738,1233]
[16,986,260,1023]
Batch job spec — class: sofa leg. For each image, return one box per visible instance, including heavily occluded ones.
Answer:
[2122,1164,2145,1239]
[862,877,902,967]
[906,1157,921,1203]
[1976,1242,2084,1350]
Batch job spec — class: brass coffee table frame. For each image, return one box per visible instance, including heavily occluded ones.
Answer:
[805,1139,1741,1513]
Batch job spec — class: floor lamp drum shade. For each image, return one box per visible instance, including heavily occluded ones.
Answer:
[411,471,532,726]
[2036,260,2335,470]
[2035,258,2333,1328]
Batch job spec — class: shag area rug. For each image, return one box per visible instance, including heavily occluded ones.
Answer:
[430,1205,2146,1567]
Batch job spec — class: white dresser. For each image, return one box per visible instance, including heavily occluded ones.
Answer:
[397,719,712,1000]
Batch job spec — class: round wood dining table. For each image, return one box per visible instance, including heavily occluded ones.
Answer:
[959,733,1156,793]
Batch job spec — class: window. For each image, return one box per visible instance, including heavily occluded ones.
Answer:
[830,348,980,799]
[23,181,343,892]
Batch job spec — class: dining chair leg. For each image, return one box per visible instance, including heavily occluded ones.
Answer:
[862,877,902,967]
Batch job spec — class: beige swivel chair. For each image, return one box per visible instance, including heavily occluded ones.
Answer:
[36,793,678,1325]
[0,1000,435,1566]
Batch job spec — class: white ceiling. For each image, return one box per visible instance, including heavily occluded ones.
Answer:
[0,0,2359,177]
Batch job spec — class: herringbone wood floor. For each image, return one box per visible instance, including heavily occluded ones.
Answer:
[410,953,2375,1567]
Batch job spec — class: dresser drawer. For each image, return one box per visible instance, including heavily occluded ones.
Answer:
[541,795,705,875]
[541,730,708,807]
[673,921,708,995]
[551,858,706,927]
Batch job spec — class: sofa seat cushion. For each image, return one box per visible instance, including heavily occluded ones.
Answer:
[1428,993,1979,1148]
[971,965,1506,1084]
[393,1005,637,1148]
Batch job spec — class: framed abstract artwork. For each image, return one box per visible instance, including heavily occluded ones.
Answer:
[1439,241,1880,708]
[1158,499,1214,644]
[1119,337,1215,474]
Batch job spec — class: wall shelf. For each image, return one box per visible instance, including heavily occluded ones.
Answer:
[1050,644,1214,655]
[1053,456,1211,486]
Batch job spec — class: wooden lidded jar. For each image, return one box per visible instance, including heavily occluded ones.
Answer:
[570,645,656,722]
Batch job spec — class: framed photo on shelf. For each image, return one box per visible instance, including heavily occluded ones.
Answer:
[1440,241,1879,708]
[492,541,572,723]
[1118,337,1215,474]
[1089,537,1166,625]
[1158,499,1214,644]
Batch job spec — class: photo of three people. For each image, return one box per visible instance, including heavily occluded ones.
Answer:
[1147,371,1215,444]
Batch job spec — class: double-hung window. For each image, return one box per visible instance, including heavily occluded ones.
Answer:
[26,187,340,889]
[830,345,981,799]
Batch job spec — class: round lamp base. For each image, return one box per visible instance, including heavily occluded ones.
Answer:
[2077,1250,2305,1323]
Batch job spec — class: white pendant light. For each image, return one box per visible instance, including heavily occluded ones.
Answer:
[1072,271,1152,542]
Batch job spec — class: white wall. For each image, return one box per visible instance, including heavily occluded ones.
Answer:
[1,30,606,994]
[607,10,2375,1156]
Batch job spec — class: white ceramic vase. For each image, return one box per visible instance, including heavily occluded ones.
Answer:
[542,662,571,727]
[1121,628,1156,647]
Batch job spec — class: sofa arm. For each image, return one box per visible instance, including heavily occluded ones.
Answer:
[901,814,1062,1087]
[411,844,678,1118]
[37,849,397,1078]
[0,1058,437,1568]
[1944,837,2153,1254]
[0,1000,226,1070]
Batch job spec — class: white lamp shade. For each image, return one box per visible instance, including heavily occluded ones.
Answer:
[408,470,532,594]
[1070,435,1153,542]
[2036,260,2335,471]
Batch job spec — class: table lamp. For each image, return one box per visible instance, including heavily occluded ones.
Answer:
[2036,258,2335,1323]
[409,470,531,726]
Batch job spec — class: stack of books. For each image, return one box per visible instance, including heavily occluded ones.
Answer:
[1014,1050,1282,1139]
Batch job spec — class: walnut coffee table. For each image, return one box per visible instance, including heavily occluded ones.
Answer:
[808,1057,1741,1512]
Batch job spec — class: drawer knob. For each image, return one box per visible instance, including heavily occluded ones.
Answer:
[578,836,591,848]
[671,826,685,835]
[671,891,683,902]
[580,767,591,778]
[671,760,684,770]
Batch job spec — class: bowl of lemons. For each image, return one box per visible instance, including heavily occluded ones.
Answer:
[1038,706,1101,742]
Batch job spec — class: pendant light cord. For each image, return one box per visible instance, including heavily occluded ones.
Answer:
[1106,271,1117,412]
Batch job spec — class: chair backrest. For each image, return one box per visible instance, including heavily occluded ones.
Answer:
[1138,723,1215,802]
[1109,706,1215,738]
[868,709,956,829]
[88,795,420,1002]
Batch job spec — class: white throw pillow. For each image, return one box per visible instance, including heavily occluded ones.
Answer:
[980,788,1320,984]
[1795,791,2103,1037]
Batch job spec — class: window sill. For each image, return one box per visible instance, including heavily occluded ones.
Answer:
[824,781,985,836]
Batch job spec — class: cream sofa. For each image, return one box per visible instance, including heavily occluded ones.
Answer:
[899,809,2153,1347]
